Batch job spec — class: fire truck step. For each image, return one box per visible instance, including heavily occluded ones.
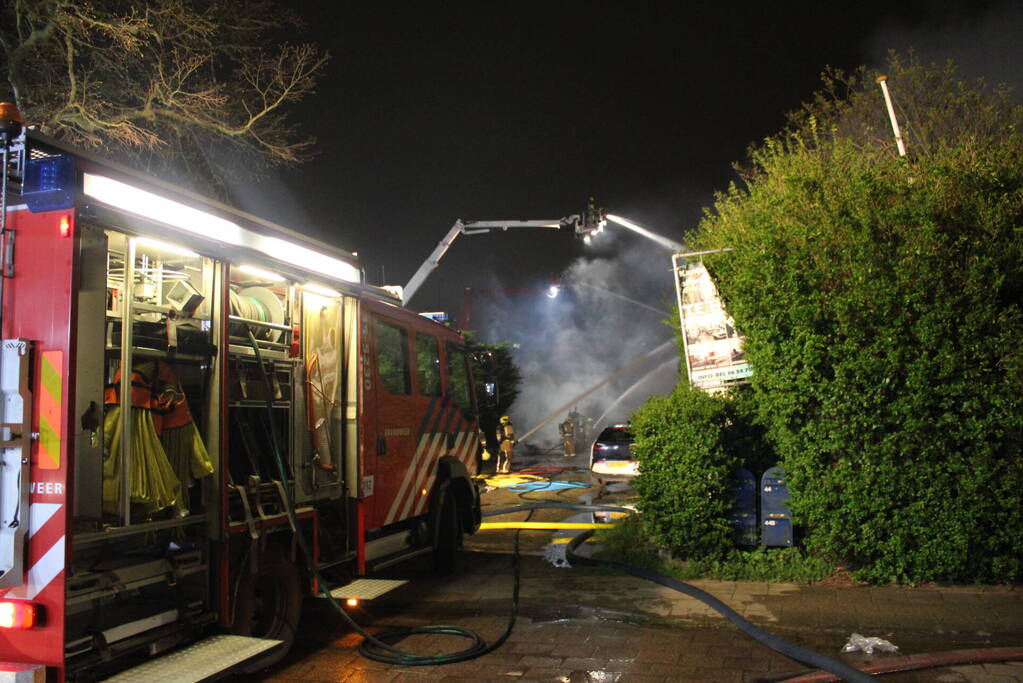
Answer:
[100,634,282,683]
[320,578,408,600]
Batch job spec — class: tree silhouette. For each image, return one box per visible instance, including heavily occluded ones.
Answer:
[1,0,328,191]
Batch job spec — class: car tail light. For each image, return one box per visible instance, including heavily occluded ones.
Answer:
[0,601,39,629]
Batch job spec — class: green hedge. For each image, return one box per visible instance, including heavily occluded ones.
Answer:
[690,70,1023,582]
[632,384,770,559]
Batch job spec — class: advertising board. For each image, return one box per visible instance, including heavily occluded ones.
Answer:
[674,257,752,390]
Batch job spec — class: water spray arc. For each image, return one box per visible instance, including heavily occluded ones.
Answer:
[517,340,676,443]
[567,280,668,317]
[605,214,685,252]
[593,357,678,431]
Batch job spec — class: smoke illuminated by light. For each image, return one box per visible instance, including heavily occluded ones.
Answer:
[480,235,679,446]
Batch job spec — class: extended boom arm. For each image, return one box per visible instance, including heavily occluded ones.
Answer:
[403,215,582,304]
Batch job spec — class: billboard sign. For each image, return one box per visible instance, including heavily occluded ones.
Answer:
[674,256,752,390]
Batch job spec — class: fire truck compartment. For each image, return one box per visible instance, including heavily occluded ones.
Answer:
[0,131,482,681]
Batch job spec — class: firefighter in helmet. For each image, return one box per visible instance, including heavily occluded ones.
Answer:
[559,413,576,457]
[496,415,516,474]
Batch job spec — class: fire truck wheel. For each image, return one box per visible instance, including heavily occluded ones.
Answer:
[433,492,462,574]
[232,549,303,669]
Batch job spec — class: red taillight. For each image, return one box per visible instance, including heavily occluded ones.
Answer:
[0,601,38,629]
[594,444,609,450]
[59,215,72,238]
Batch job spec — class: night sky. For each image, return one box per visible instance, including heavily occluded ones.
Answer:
[225,1,1022,437]
[230,1,1021,316]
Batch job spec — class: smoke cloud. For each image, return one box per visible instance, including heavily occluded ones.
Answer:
[476,227,681,448]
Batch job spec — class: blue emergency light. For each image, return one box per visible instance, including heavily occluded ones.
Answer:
[23,155,75,212]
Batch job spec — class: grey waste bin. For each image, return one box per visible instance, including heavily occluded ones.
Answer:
[761,465,793,547]
[727,468,758,547]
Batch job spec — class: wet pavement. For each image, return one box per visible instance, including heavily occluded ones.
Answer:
[254,451,1023,682]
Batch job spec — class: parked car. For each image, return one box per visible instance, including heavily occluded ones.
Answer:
[589,424,637,478]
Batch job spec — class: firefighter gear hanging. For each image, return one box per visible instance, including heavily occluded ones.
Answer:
[103,361,214,517]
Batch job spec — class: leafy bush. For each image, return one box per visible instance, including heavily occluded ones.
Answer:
[702,547,832,583]
[594,516,832,583]
[691,57,1023,583]
[632,384,770,559]
[592,514,662,572]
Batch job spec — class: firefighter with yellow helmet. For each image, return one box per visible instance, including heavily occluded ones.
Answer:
[496,415,516,474]
[559,412,576,457]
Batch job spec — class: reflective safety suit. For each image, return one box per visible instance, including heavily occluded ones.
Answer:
[496,421,516,474]
[559,417,576,457]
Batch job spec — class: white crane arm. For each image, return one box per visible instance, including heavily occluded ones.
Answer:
[402,215,581,304]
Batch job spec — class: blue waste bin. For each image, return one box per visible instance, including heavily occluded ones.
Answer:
[727,468,758,547]
[761,465,793,547]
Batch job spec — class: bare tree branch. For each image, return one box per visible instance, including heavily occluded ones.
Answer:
[0,0,329,192]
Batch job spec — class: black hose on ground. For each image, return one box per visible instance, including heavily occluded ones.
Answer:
[492,479,1017,682]
[564,530,874,683]
[358,530,523,665]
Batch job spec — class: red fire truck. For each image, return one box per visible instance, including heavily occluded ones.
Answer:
[0,113,482,681]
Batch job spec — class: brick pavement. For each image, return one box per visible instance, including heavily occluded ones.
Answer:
[253,469,1023,682]
[255,548,1023,682]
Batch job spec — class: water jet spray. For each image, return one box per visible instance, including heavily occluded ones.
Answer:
[567,280,667,316]
[593,357,678,431]
[517,340,676,443]
[605,214,685,252]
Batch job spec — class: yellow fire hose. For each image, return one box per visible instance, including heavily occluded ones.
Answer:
[478,521,613,530]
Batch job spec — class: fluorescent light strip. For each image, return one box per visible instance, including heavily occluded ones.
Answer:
[85,174,244,245]
[302,282,342,298]
[261,237,361,284]
[135,237,199,258]
[83,173,361,284]
[236,264,286,282]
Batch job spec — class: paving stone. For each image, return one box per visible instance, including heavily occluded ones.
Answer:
[477,653,526,667]
[603,658,641,673]
[343,671,399,682]
[517,655,563,668]
[630,660,688,677]
[519,668,571,681]
[550,643,600,659]
[633,646,680,664]
[560,657,604,670]
[253,478,1023,683]
[511,642,557,655]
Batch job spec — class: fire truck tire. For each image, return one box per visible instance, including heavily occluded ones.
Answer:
[433,491,462,574]
[231,549,303,670]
